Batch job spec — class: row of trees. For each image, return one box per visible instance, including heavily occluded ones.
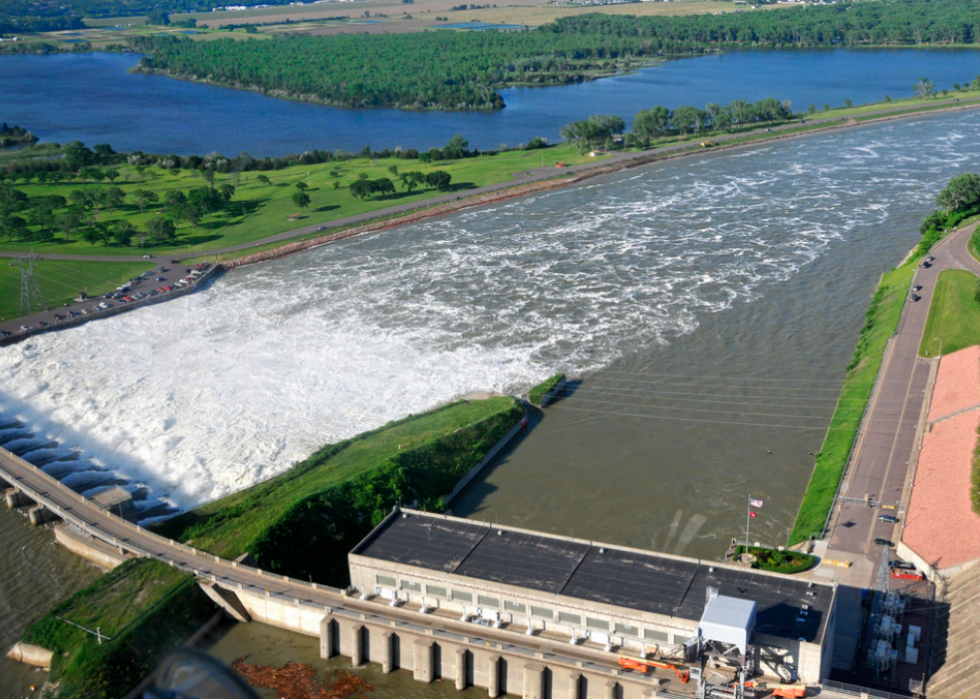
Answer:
[131,0,980,111]
[561,97,794,153]
[349,170,453,201]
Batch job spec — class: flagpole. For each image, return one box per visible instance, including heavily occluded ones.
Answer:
[744,495,751,558]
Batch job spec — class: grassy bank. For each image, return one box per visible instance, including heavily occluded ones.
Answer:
[920,269,980,358]
[788,261,916,546]
[0,259,154,321]
[22,559,215,699]
[528,373,564,406]
[154,397,524,585]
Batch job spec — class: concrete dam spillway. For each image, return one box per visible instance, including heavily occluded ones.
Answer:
[3,109,980,557]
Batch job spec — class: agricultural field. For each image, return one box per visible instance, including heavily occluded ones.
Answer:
[168,0,743,33]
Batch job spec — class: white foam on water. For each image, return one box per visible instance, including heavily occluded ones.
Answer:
[3,111,980,511]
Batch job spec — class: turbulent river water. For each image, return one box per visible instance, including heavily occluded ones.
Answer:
[3,109,980,695]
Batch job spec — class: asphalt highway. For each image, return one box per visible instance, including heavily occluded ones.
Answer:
[825,223,980,581]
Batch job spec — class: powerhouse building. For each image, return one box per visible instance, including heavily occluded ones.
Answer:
[349,509,837,683]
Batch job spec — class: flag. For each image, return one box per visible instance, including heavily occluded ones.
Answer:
[750,498,764,508]
[750,512,757,518]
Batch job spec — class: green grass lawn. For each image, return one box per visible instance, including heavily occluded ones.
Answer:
[23,559,217,699]
[156,396,521,558]
[920,269,980,358]
[0,145,599,260]
[788,260,916,546]
[0,259,154,322]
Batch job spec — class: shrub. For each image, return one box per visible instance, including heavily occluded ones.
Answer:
[733,546,815,575]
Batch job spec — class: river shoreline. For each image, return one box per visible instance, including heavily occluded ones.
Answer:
[2,96,979,342]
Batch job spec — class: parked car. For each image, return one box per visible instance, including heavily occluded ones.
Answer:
[878,514,900,524]
[874,538,894,547]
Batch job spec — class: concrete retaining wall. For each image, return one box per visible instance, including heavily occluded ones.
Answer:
[6,642,53,668]
[443,410,526,506]
[54,523,132,570]
[538,377,567,408]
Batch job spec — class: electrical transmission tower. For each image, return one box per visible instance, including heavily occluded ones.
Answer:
[9,251,45,314]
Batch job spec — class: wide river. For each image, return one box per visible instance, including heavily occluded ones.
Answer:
[3,87,980,698]
[1,48,980,155]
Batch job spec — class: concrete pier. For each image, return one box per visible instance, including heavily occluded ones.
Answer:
[319,615,336,659]
[488,654,501,698]
[413,638,434,682]
[351,624,364,666]
[569,671,582,699]
[382,630,395,673]
[455,647,467,690]
[28,504,61,526]
[4,489,33,509]
[53,524,130,569]
[522,662,545,699]
[605,678,619,699]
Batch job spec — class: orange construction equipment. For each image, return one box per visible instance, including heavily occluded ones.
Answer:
[617,657,690,683]
[771,684,807,698]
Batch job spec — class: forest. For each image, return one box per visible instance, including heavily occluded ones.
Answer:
[133,0,980,111]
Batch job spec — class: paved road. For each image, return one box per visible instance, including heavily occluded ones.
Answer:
[824,223,980,583]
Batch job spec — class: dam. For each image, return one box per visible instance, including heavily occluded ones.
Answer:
[1,439,838,699]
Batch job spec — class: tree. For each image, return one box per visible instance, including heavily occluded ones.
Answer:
[671,106,701,136]
[913,77,935,99]
[57,208,85,242]
[441,134,470,160]
[104,186,125,210]
[147,8,170,25]
[219,183,236,201]
[112,221,134,247]
[632,106,671,146]
[133,189,158,214]
[936,173,980,213]
[400,171,426,193]
[81,226,102,246]
[147,218,177,244]
[425,170,452,191]
[256,174,271,185]
[165,190,189,227]
[372,177,396,198]
[292,190,311,210]
[105,170,120,184]
[561,115,625,154]
[350,179,374,201]
[295,181,309,191]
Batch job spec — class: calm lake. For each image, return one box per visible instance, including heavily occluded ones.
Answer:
[1,48,980,155]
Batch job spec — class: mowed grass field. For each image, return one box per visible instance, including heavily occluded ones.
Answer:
[920,269,980,357]
[0,260,154,321]
[788,260,916,545]
[0,144,599,260]
[156,397,519,558]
